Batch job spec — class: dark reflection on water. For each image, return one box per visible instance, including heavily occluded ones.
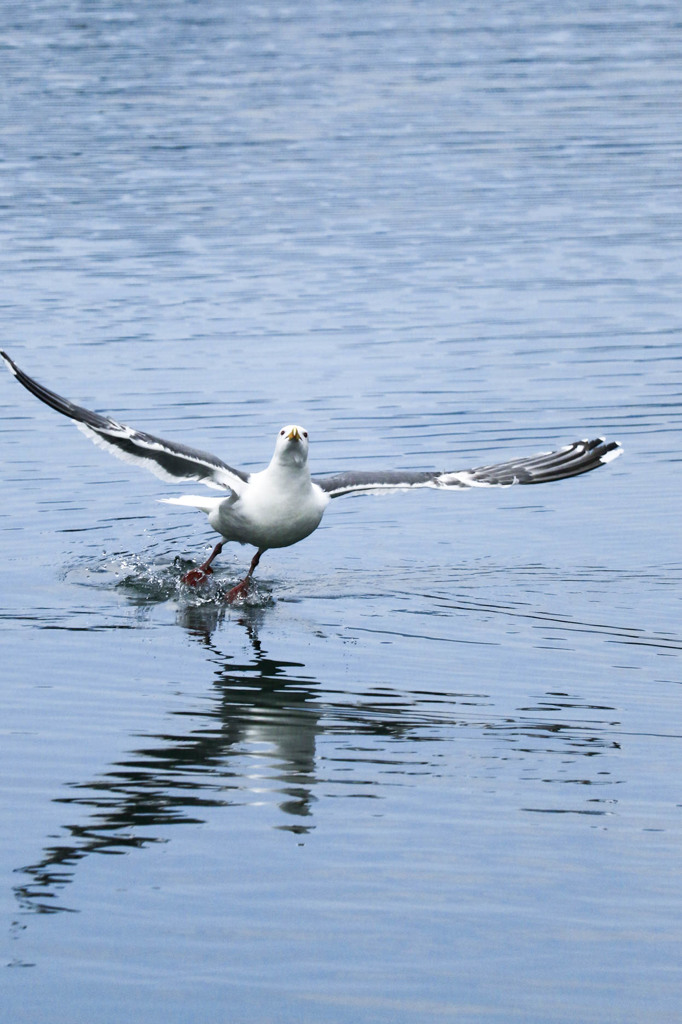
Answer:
[15,611,320,913]
[14,597,626,915]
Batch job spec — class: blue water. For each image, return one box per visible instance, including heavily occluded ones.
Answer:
[1,2,681,1021]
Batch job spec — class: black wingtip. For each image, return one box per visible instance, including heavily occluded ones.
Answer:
[1,350,18,375]
[597,438,623,464]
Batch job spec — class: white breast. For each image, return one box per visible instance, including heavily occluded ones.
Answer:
[209,469,329,550]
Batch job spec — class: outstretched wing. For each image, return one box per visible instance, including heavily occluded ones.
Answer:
[313,438,622,498]
[1,351,248,493]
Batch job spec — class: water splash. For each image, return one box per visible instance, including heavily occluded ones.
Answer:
[65,553,275,609]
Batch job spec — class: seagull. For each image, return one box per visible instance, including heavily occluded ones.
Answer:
[1,351,622,602]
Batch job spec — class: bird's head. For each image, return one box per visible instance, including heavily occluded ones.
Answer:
[273,424,310,467]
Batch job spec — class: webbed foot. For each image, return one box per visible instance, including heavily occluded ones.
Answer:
[181,565,214,586]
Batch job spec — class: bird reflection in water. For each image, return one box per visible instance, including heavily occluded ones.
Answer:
[14,607,323,915]
[12,598,624,916]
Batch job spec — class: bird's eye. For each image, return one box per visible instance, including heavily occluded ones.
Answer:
[280,429,285,436]
[303,431,308,438]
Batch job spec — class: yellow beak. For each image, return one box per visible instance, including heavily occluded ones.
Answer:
[287,427,301,441]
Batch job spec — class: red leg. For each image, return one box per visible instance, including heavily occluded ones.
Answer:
[225,548,264,603]
[181,541,224,585]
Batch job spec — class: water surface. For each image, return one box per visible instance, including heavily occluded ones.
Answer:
[1,2,681,1022]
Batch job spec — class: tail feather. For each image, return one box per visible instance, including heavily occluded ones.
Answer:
[159,495,224,514]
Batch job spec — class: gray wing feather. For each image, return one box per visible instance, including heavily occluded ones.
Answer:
[313,438,622,498]
[1,351,248,492]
